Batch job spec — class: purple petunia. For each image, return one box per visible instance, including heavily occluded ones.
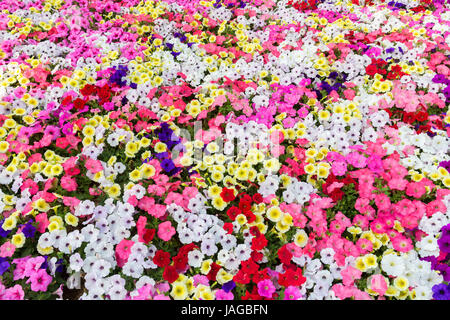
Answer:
[432,283,450,300]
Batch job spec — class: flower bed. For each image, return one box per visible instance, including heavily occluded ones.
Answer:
[0,0,449,300]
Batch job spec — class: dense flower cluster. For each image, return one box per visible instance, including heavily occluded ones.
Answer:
[0,0,449,300]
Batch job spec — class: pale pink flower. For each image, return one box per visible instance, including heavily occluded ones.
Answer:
[0,242,15,258]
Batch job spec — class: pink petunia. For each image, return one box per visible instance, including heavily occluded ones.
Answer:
[27,269,52,292]
[369,274,388,296]
[35,212,50,233]
[61,176,78,192]
[0,242,15,258]
[392,236,413,253]
[283,286,302,300]
[12,257,30,281]
[85,158,103,173]
[215,289,234,300]
[1,284,25,300]
[24,256,45,277]
[257,279,275,298]
[331,161,347,176]
[115,239,135,268]
[157,221,175,242]
[405,182,426,199]
[341,266,362,287]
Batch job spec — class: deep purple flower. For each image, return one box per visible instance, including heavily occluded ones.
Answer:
[161,159,176,172]
[328,71,338,79]
[143,156,152,164]
[40,256,49,270]
[56,258,64,273]
[435,264,450,282]
[438,235,450,253]
[422,255,439,269]
[432,74,447,84]
[439,161,450,171]
[432,283,450,300]
[0,258,10,276]
[440,224,450,238]
[0,220,10,237]
[158,127,173,142]
[222,280,236,293]
[22,222,36,238]
[155,152,169,160]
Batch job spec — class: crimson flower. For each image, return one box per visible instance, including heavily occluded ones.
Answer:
[163,265,179,283]
[233,269,251,285]
[220,187,235,202]
[223,222,233,234]
[239,199,252,213]
[251,250,263,262]
[153,250,171,268]
[278,245,293,265]
[415,111,428,122]
[365,64,378,76]
[173,253,188,271]
[178,243,197,256]
[241,259,259,275]
[73,98,86,110]
[206,262,222,281]
[252,193,263,204]
[403,112,416,124]
[251,234,268,251]
[142,228,155,244]
[226,206,241,221]
[80,84,96,96]
[252,269,270,284]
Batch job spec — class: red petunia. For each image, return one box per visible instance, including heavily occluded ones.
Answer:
[241,259,259,275]
[239,199,252,213]
[233,269,251,285]
[80,84,96,96]
[251,234,268,251]
[61,96,72,106]
[173,253,188,271]
[278,245,293,265]
[415,111,428,122]
[223,222,234,234]
[163,265,179,283]
[98,84,111,102]
[206,262,222,281]
[252,269,270,284]
[153,250,171,268]
[73,98,86,110]
[220,187,236,202]
[142,228,155,244]
[251,250,263,263]
[252,193,263,204]
[365,64,378,76]
[241,289,261,300]
[244,211,256,224]
[287,268,306,287]
[178,243,197,256]
[249,226,261,237]
[226,206,241,221]
[403,112,416,124]
[278,268,306,287]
